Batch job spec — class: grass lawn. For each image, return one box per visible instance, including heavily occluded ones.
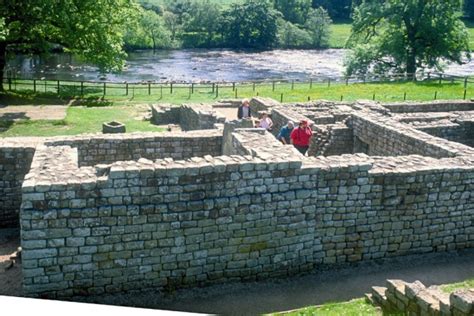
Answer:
[329,23,351,48]
[2,77,473,137]
[0,105,164,137]
[441,277,474,293]
[269,298,381,316]
[7,77,474,105]
[329,20,474,50]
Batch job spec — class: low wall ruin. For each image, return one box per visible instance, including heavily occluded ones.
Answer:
[19,127,474,298]
[0,98,472,298]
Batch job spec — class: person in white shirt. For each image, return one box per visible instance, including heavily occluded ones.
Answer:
[258,112,273,131]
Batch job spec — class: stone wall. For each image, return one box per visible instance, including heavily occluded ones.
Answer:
[151,104,225,131]
[179,104,225,131]
[151,105,180,125]
[351,113,474,158]
[20,134,474,298]
[46,131,223,167]
[0,131,222,227]
[249,97,281,114]
[0,139,37,227]
[370,279,474,315]
[383,101,474,113]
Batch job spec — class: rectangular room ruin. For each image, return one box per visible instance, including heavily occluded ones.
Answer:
[1,98,473,298]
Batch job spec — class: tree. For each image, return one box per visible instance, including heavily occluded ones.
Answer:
[312,0,352,20]
[277,19,312,48]
[184,0,222,46]
[222,0,280,49]
[141,10,172,50]
[305,7,332,48]
[124,9,173,50]
[346,0,470,77]
[274,0,311,25]
[163,11,181,42]
[0,0,138,91]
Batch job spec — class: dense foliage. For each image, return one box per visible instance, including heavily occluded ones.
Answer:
[346,0,470,77]
[129,0,333,49]
[0,0,138,90]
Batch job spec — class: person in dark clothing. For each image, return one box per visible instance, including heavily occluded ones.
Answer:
[237,99,252,119]
[277,121,294,144]
[290,119,313,155]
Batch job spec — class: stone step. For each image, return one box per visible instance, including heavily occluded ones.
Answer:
[415,289,442,314]
[427,286,451,315]
[371,286,392,310]
[365,293,375,305]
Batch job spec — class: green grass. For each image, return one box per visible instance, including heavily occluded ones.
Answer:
[465,20,474,49]
[8,78,473,104]
[2,77,473,137]
[329,23,351,48]
[441,278,474,293]
[0,105,164,137]
[269,298,381,316]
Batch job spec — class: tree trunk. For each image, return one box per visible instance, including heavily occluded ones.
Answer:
[406,48,417,78]
[0,42,7,92]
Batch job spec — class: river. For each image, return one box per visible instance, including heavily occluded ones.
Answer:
[6,49,474,83]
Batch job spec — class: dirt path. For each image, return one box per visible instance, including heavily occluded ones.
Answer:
[0,228,21,297]
[79,249,474,315]
[0,105,67,121]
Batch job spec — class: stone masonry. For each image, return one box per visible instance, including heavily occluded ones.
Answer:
[0,98,473,298]
[368,279,474,315]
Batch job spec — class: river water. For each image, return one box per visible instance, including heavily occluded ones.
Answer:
[6,49,474,83]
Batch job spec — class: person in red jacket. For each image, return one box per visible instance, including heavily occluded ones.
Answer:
[290,119,313,155]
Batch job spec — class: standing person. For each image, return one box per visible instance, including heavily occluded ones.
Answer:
[237,99,252,119]
[258,112,273,131]
[290,120,313,155]
[276,121,294,144]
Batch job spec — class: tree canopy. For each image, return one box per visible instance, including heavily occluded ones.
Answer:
[221,1,280,49]
[346,0,470,77]
[0,0,138,89]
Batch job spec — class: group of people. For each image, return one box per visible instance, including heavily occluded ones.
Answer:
[238,99,274,131]
[237,99,313,155]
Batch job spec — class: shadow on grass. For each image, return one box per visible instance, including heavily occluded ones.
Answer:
[0,91,70,105]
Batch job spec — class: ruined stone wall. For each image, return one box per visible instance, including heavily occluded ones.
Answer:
[151,106,180,125]
[0,139,38,227]
[20,140,474,298]
[46,131,223,167]
[179,104,225,131]
[351,114,474,158]
[323,125,354,156]
[151,104,225,131]
[383,101,474,113]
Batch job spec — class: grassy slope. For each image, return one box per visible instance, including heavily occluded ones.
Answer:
[441,278,474,293]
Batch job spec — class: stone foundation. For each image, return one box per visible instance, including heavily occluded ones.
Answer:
[151,104,225,131]
[0,98,472,298]
[368,279,474,315]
